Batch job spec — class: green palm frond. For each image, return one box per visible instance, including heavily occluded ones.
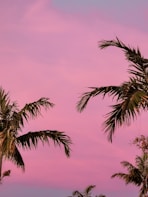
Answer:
[111,154,148,193]
[99,37,146,65]
[69,185,102,197]
[77,86,121,112]
[0,88,18,130]
[135,156,144,170]
[12,97,54,129]
[112,170,142,186]
[120,161,136,171]
[2,170,11,178]
[128,63,148,81]
[77,75,148,142]
[77,87,101,112]
[105,104,137,139]
[11,146,25,169]
[104,85,148,141]
[72,191,83,197]
[103,103,126,140]
[111,172,130,183]
[99,37,148,88]
[84,185,96,195]
[16,130,72,157]
[140,183,148,197]
[0,87,10,108]
[3,145,25,170]
[21,97,54,117]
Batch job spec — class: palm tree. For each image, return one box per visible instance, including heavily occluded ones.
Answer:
[0,87,72,181]
[97,195,106,197]
[111,153,148,197]
[77,37,148,142]
[68,185,106,197]
[133,135,148,153]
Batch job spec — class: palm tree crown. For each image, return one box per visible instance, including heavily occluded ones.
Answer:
[68,185,106,197]
[77,37,148,142]
[0,87,72,181]
[111,152,148,197]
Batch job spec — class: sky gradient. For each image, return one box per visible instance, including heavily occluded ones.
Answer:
[1,0,148,196]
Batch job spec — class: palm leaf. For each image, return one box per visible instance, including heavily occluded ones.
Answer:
[111,172,134,184]
[121,161,136,171]
[77,86,121,112]
[99,37,148,86]
[4,145,25,170]
[11,98,54,129]
[111,171,142,186]
[111,172,129,183]
[77,76,148,142]
[16,130,72,157]
[103,78,148,141]
[72,191,83,197]
[99,37,146,65]
[21,97,54,117]
[2,170,11,178]
[12,146,25,169]
[112,158,143,187]
[0,87,10,109]
[84,184,96,195]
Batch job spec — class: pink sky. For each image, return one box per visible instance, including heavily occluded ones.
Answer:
[1,0,148,196]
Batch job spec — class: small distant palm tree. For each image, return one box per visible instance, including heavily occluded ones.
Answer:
[0,87,72,182]
[77,37,148,142]
[97,195,106,197]
[111,153,148,197]
[68,185,106,197]
[133,135,148,153]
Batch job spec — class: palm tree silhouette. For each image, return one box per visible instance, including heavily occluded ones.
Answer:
[68,185,106,197]
[111,152,148,197]
[77,37,148,142]
[0,87,72,181]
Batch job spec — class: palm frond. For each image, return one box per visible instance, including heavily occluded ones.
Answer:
[103,79,148,141]
[13,146,25,169]
[99,37,148,83]
[11,97,54,129]
[84,184,96,194]
[77,86,121,112]
[2,170,11,178]
[135,156,144,168]
[139,183,148,197]
[4,145,25,170]
[0,88,17,130]
[112,158,143,187]
[111,172,130,183]
[104,102,135,142]
[77,77,148,142]
[0,87,10,109]
[133,135,148,152]
[111,171,142,186]
[99,37,145,65]
[121,161,136,171]
[72,190,83,197]
[128,63,148,80]
[16,130,72,157]
[111,172,134,184]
